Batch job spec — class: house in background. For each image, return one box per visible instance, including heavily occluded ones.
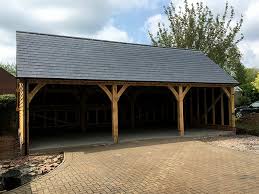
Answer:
[16,31,237,155]
[0,68,16,95]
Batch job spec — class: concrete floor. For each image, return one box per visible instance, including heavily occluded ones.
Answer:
[30,128,234,153]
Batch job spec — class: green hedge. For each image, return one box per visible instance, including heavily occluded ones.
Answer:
[0,94,17,136]
[0,94,16,107]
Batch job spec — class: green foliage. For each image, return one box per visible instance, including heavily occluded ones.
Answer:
[245,68,258,83]
[0,94,16,107]
[252,73,259,92]
[0,94,17,135]
[0,63,16,76]
[149,0,245,84]
[237,68,259,106]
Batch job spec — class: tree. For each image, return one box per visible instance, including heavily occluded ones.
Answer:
[149,0,245,84]
[0,63,16,76]
[252,72,259,92]
[245,68,258,83]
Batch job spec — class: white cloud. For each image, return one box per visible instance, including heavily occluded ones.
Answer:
[109,0,160,10]
[31,8,74,23]
[0,0,158,63]
[239,40,259,68]
[0,45,16,64]
[94,24,133,42]
[144,14,168,35]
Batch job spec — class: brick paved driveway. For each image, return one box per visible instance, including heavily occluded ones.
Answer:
[9,138,259,194]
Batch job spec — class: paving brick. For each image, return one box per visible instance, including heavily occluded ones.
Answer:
[7,138,259,194]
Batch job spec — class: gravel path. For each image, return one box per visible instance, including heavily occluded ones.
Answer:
[0,153,63,190]
[202,135,259,153]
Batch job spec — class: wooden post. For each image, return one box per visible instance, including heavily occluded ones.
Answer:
[221,91,224,125]
[212,88,215,125]
[99,84,128,143]
[229,87,235,128]
[80,93,86,132]
[178,86,184,136]
[190,90,193,126]
[25,81,30,155]
[168,85,190,136]
[204,88,207,125]
[130,96,135,129]
[112,85,119,143]
[18,81,26,154]
[19,82,46,155]
[196,88,200,123]
[221,86,235,129]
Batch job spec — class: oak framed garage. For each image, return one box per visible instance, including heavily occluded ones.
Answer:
[16,31,237,154]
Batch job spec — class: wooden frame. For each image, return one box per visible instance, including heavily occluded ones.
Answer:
[18,77,236,155]
[28,78,235,88]
[98,84,129,143]
[168,85,191,136]
[28,83,46,103]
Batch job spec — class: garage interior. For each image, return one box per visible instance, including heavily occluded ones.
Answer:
[28,84,233,151]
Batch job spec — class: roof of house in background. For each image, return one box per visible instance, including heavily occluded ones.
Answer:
[16,31,238,85]
[0,68,16,95]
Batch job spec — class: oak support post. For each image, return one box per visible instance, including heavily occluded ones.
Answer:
[196,88,200,124]
[130,96,135,129]
[190,90,193,126]
[204,88,207,125]
[19,81,47,155]
[25,81,30,155]
[212,88,216,125]
[99,84,128,143]
[229,87,235,128]
[221,91,224,126]
[80,93,86,132]
[18,80,26,155]
[168,85,190,136]
[112,85,119,143]
[178,86,184,136]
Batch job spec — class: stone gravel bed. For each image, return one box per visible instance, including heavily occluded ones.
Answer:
[0,153,63,191]
[201,135,259,153]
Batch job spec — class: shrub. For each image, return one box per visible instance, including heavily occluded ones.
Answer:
[0,94,16,107]
[0,94,17,136]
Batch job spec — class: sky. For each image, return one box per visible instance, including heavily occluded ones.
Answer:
[0,0,258,68]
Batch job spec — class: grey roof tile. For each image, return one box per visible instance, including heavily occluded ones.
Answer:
[16,31,238,85]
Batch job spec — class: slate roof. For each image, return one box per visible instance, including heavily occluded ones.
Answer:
[16,31,238,85]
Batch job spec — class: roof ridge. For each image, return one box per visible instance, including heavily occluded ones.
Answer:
[16,30,202,52]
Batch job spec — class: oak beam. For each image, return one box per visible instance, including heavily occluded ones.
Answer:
[207,95,221,112]
[178,86,184,136]
[25,81,30,155]
[112,85,119,143]
[80,93,86,132]
[117,85,129,100]
[182,86,191,99]
[222,87,230,98]
[204,88,207,125]
[28,83,46,103]
[28,78,236,88]
[212,88,216,125]
[229,87,235,128]
[18,81,26,154]
[130,95,136,129]
[98,84,112,101]
[196,88,200,123]
[190,90,193,126]
[168,85,179,101]
[221,91,224,125]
